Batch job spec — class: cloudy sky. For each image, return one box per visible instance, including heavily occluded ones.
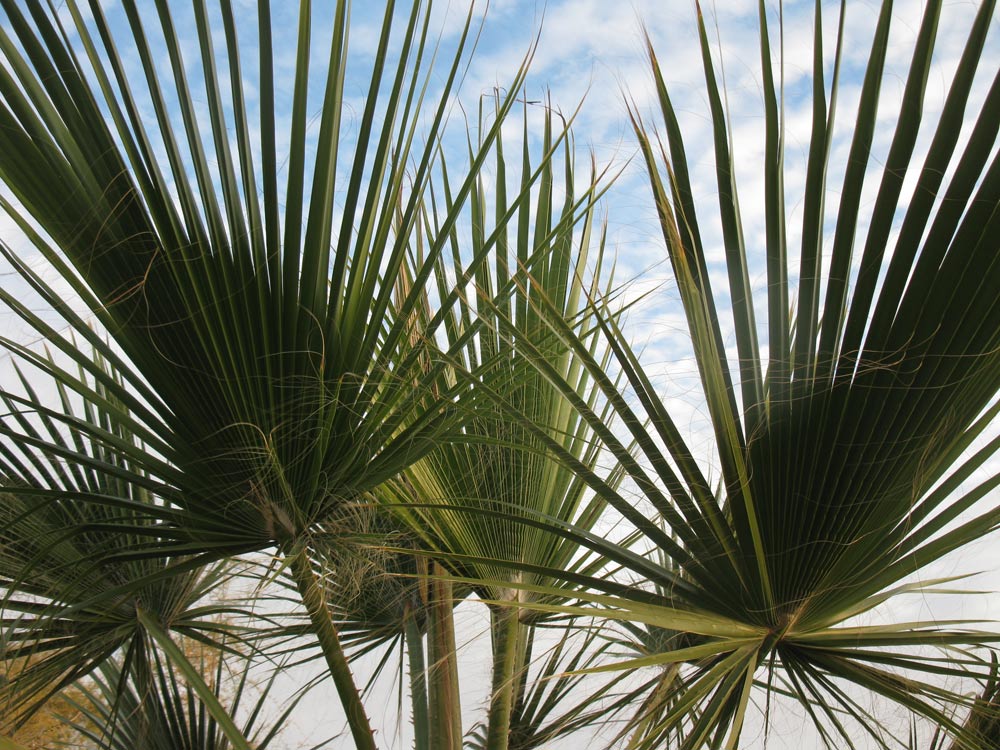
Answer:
[2,0,999,748]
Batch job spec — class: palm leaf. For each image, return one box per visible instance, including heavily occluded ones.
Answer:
[0,348,247,734]
[378,98,625,747]
[473,1,1000,746]
[0,1,547,744]
[61,639,301,750]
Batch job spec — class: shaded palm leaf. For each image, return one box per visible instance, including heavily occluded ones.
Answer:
[0,349,246,735]
[0,1,547,744]
[0,0,530,560]
[61,641,300,750]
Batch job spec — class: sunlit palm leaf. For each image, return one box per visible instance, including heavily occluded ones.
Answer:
[475,1,1000,746]
[394,101,620,603]
[377,99,624,747]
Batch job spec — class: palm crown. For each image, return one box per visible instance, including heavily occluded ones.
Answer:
[2,1,1000,749]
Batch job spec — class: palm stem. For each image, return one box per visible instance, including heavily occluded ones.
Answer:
[288,549,377,750]
[129,640,153,748]
[404,607,430,750]
[486,603,521,750]
[427,563,462,750]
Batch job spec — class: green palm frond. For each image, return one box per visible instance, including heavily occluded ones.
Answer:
[61,639,302,750]
[499,619,631,750]
[919,655,1000,750]
[374,97,626,747]
[3,1,997,747]
[0,1,555,744]
[0,0,530,558]
[468,1,1000,746]
[394,98,620,602]
[0,347,247,734]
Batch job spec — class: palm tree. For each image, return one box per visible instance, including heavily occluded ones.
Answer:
[0,0,545,746]
[384,99,624,750]
[2,0,1000,748]
[484,0,1000,746]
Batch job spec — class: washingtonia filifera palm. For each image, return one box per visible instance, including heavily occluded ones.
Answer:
[0,1,543,746]
[61,642,300,750]
[379,100,626,750]
[477,1,1000,747]
[0,352,252,746]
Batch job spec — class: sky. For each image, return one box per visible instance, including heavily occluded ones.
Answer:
[2,0,1000,748]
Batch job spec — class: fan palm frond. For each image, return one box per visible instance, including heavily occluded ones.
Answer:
[0,1,551,744]
[471,1,1000,746]
[62,640,300,750]
[0,348,248,739]
[377,98,625,747]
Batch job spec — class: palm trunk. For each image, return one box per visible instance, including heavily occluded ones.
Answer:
[404,606,429,750]
[427,562,462,750]
[128,637,154,748]
[512,620,533,722]
[485,603,521,750]
[288,548,377,750]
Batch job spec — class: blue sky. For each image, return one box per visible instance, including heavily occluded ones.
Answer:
[2,1,999,747]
